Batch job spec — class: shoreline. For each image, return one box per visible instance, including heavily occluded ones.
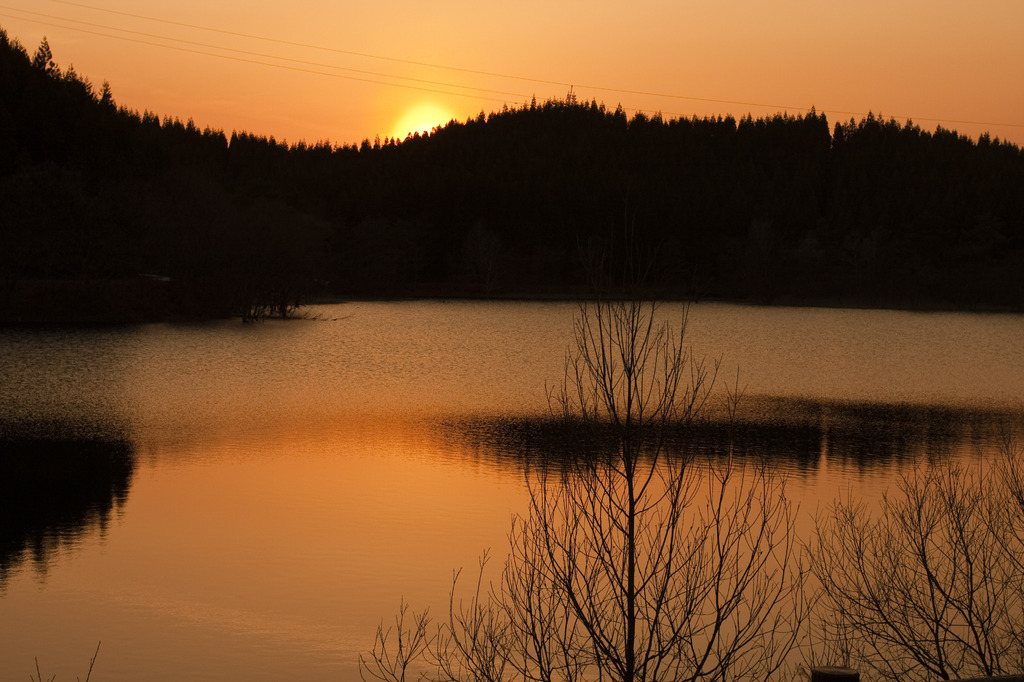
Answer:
[3,283,1022,328]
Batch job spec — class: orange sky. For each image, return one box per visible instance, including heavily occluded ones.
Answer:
[1,0,1022,147]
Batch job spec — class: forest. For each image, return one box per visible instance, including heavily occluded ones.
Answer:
[1,29,1023,323]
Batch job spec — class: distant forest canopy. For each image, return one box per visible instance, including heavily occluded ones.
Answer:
[1,29,1023,323]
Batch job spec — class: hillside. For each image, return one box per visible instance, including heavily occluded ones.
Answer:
[2,29,1023,323]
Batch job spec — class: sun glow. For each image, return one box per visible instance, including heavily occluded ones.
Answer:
[390,101,457,141]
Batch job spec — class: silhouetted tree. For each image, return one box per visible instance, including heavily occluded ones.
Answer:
[30,37,57,76]
[808,443,1024,681]
[362,251,808,682]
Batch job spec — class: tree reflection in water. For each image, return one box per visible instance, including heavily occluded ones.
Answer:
[0,427,135,584]
[440,397,1021,476]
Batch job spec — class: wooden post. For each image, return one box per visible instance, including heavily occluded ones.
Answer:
[810,667,859,682]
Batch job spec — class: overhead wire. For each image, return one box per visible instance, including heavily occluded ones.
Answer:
[0,7,531,102]
[38,0,576,88]
[2,0,1021,131]
[0,0,858,115]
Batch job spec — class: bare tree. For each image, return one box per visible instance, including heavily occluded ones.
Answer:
[362,278,807,682]
[360,600,435,682]
[507,297,806,682]
[808,447,1024,682]
[992,436,1024,584]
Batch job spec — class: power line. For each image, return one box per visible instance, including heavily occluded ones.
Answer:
[4,1,1022,131]
[0,6,534,99]
[0,11,681,123]
[40,0,574,88]
[0,10,533,104]
[10,0,849,111]
[0,9,673,121]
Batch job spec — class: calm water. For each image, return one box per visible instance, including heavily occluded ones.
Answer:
[1,301,1022,681]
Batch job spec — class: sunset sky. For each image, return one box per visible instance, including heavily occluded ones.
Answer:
[1,0,1022,147]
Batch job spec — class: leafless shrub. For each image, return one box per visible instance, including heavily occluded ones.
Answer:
[809,441,1024,682]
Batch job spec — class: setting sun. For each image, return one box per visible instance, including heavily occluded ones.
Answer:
[390,101,457,141]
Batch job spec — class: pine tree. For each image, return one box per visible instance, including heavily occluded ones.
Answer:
[31,37,58,77]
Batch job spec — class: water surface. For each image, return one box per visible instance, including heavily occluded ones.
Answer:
[1,301,1021,681]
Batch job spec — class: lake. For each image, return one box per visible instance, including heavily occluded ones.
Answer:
[1,300,1022,681]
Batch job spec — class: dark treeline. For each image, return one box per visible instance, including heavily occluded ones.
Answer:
[2,30,1023,323]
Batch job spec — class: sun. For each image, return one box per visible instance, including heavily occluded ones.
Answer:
[390,101,456,141]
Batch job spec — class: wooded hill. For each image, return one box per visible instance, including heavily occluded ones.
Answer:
[2,29,1023,323]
